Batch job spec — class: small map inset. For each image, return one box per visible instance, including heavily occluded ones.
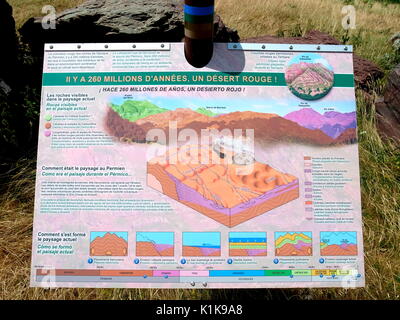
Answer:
[136,232,174,257]
[275,232,312,256]
[285,53,334,100]
[90,232,128,256]
[229,232,267,256]
[320,231,358,256]
[182,232,221,257]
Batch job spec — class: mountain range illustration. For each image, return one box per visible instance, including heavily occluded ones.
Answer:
[106,100,357,146]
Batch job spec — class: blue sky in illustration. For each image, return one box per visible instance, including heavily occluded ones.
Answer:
[90,231,128,242]
[183,232,220,248]
[320,232,357,245]
[287,53,333,70]
[136,232,174,245]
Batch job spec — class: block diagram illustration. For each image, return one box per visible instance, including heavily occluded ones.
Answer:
[182,232,221,257]
[229,232,267,256]
[320,232,358,256]
[136,232,174,257]
[275,232,312,256]
[147,144,299,227]
[90,232,128,256]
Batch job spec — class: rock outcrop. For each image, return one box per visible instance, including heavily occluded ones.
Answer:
[20,0,239,54]
[0,0,17,85]
[244,30,384,90]
[375,64,400,142]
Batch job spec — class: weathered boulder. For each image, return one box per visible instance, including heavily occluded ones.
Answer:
[0,0,18,83]
[20,0,239,54]
[375,64,400,142]
[244,30,384,90]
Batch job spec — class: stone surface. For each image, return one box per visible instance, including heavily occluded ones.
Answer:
[0,0,17,82]
[375,64,400,142]
[244,30,384,90]
[20,0,239,54]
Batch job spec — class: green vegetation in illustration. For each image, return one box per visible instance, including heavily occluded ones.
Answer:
[195,107,220,117]
[110,100,168,122]
[110,100,220,122]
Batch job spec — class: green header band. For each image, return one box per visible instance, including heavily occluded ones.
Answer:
[42,72,354,87]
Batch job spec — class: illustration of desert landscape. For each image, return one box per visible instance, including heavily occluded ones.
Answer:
[182,232,221,257]
[105,100,357,146]
[104,98,358,227]
[320,232,358,256]
[229,232,267,256]
[90,232,128,256]
[275,232,313,256]
[136,232,174,257]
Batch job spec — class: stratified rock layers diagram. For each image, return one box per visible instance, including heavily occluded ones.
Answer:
[147,145,299,227]
[275,232,313,256]
[136,232,174,256]
[90,232,128,256]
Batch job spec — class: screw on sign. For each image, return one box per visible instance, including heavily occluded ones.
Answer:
[184,0,215,68]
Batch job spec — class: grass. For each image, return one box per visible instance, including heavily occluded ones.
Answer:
[1,0,400,300]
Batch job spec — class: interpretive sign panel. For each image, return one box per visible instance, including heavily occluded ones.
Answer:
[31,43,364,288]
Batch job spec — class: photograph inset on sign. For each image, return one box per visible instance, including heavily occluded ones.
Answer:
[275,232,312,256]
[285,53,334,100]
[229,232,267,256]
[182,232,221,257]
[136,232,174,257]
[320,231,358,256]
[90,232,128,256]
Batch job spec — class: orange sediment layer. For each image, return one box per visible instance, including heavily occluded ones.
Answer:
[136,241,174,257]
[182,246,221,257]
[275,243,312,256]
[90,233,128,256]
[229,249,267,256]
[321,244,357,256]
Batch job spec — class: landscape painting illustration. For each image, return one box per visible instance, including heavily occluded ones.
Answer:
[136,232,174,257]
[229,232,267,256]
[320,231,358,256]
[90,232,128,256]
[275,232,313,256]
[285,53,334,100]
[182,232,221,257]
[105,97,358,146]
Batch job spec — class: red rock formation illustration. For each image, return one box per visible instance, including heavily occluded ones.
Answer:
[321,244,358,256]
[136,242,174,257]
[106,108,344,146]
[182,246,221,257]
[147,145,299,227]
[90,232,128,256]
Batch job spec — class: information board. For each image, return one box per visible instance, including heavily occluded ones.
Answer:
[31,43,365,288]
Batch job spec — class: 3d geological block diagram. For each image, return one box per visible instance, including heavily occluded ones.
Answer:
[147,144,299,227]
[275,232,312,256]
[229,232,267,256]
[320,232,358,256]
[90,232,128,256]
[182,232,221,257]
[136,232,174,257]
